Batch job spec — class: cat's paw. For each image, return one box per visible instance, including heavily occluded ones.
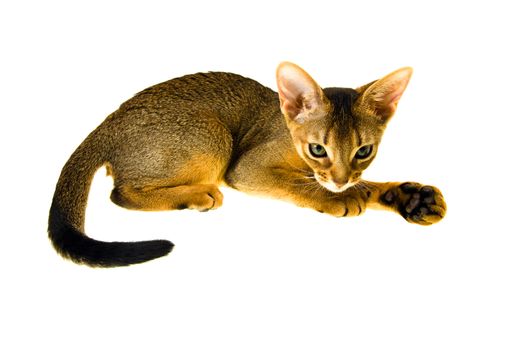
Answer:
[316,196,366,218]
[381,182,446,225]
[175,185,224,212]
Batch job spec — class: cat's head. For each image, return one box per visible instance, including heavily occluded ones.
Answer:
[276,62,412,193]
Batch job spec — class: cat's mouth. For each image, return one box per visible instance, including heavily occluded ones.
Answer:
[314,173,356,193]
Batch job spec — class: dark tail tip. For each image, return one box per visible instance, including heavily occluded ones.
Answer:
[52,228,174,267]
[49,202,174,267]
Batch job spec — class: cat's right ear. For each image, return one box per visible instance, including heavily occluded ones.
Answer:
[276,62,327,123]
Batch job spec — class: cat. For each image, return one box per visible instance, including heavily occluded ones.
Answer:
[48,62,446,267]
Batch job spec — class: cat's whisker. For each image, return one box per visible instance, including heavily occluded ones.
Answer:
[355,181,371,192]
[355,183,366,191]
[289,178,318,187]
[290,179,323,193]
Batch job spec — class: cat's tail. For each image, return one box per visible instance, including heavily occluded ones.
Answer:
[48,128,174,267]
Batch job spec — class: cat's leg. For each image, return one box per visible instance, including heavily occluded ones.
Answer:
[225,148,367,217]
[361,181,446,225]
[225,146,445,224]
[109,150,228,212]
[107,116,232,212]
[227,166,367,217]
[110,183,223,211]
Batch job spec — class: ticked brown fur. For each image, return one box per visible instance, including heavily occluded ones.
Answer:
[49,62,446,267]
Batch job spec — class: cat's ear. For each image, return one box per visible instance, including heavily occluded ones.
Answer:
[276,62,328,123]
[359,67,413,123]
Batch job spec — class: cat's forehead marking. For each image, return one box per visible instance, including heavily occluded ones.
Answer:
[323,87,360,141]
[323,131,329,145]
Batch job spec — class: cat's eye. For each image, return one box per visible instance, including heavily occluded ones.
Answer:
[355,145,373,160]
[308,143,327,158]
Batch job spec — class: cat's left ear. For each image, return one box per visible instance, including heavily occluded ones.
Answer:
[276,62,328,123]
[359,67,413,123]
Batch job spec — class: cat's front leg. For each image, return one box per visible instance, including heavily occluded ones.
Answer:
[363,181,447,225]
[225,161,365,217]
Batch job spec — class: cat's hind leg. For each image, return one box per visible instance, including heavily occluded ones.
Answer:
[110,183,223,211]
[108,151,228,212]
[106,115,232,212]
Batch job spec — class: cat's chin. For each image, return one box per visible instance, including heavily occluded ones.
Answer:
[323,183,355,193]
[315,177,356,193]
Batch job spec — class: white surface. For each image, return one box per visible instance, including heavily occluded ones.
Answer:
[1,1,524,349]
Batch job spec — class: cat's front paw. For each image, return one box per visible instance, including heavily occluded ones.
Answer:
[381,182,446,225]
[315,196,366,218]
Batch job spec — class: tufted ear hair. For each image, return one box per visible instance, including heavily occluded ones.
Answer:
[276,62,328,123]
[359,67,413,122]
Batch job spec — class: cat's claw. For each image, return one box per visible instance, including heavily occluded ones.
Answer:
[382,182,446,225]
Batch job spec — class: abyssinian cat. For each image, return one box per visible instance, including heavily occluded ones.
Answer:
[49,62,446,267]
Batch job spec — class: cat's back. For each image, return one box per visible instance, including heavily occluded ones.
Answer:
[119,71,276,112]
[103,71,282,147]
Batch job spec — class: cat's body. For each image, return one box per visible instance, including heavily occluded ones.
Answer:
[49,63,446,267]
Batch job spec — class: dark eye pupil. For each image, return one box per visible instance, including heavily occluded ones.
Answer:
[309,143,327,158]
[356,145,372,159]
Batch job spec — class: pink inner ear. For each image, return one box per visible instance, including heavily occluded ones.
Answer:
[277,70,313,118]
[382,90,402,113]
[380,78,409,103]
[276,62,326,120]
[388,90,403,105]
[281,99,301,117]
[277,79,302,115]
[369,71,411,118]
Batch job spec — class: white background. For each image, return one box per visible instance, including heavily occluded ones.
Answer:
[1,1,524,349]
